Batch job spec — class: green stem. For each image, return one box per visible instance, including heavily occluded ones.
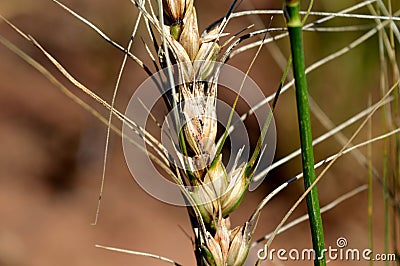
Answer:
[284,2,326,265]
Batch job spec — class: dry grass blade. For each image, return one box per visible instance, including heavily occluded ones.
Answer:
[94,0,145,225]
[228,9,398,140]
[0,31,171,181]
[260,80,400,262]
[244,123,400,249]
[22,34,169,163]
[253,96,393,182]
[252,184,368,247]
[50,0,154,75]
[95,244,182,265]
[229,0,379,57]
[0,29,177,187]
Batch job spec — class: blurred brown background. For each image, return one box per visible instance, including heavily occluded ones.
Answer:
[0,0,399,265]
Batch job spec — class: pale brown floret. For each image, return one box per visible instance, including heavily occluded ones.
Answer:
[163,0,194,22]
[179,7,200,60]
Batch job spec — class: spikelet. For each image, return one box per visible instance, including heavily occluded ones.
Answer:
[190,154,248,224]
[200,218,252,266]
[179,7,200,60]
[182,92,217,157]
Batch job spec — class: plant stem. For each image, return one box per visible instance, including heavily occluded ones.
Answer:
[284,1,326,265]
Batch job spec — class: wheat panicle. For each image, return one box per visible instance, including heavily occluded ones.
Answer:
[143,1,275,265]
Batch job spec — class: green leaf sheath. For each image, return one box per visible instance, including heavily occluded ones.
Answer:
[285,2,326,266]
